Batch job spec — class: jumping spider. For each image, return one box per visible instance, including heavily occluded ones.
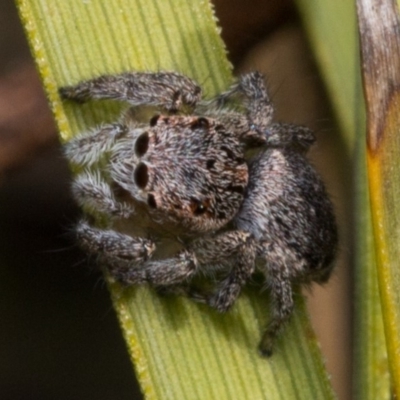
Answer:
[61,71,338,356]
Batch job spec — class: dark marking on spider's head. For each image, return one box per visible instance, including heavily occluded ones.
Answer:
[206,159,216,169]
[217,211,226,220]
[228,184,245,195]
[190,117,210,130]
[147,193,157,209]
[221,145,237,161]
[170,90,181,112]
[193,85,201,96]
[189,197,211,216]
[222,148,246,165]
[149,114,160,127]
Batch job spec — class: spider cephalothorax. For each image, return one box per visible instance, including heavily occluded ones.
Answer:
[62,71,337,356]
[110,114,248,235]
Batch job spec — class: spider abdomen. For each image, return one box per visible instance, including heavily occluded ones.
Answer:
[235,148,338,284]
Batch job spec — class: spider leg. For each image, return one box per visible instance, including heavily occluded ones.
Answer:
[76,221,198,286]
[201,72,274,145]
[141,250,198,286]
[60,71,202,112]
[237,71,274,130]
[259,274,294,357]
[123,230,255,301]
[64,123,126,167]
[72,171,133,218]
[190,230,257,312]
[216,72,273,125]
[258,249,298,357]
[263,123,316,151]
[76,220,155,284]
[207,238,257,312]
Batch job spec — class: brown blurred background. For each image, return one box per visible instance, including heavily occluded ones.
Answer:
[0,1,351,399]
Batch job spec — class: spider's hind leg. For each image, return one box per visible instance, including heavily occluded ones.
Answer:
[203,72,275,145]
[214,72,274,130]
[188,230,257,312]
[207,235,257,312]
[258,247,301,357]
[259,273,294,357]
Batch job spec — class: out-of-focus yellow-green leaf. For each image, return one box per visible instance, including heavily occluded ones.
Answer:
[295,0,390,399]
[357,0,400,397]
[16,0,335,399]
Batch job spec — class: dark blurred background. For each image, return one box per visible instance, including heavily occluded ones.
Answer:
[0,1,351,399]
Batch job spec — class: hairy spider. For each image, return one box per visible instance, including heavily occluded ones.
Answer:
[61,71,337,356]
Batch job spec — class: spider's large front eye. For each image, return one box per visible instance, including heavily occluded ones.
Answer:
[190,197,210,216]
[135,132,149,157]
[134,162,149,189]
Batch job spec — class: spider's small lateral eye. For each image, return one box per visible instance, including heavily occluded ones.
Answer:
[190,117,209,130]
[172,90,181,101]
[193,86,201,96]
[147,193,157,209]
[149,115,160,127]
[134,162,149,189]
[171,90,181,111]
[135,132,150,157]
[221,145,235,159]
[190,197,210,216]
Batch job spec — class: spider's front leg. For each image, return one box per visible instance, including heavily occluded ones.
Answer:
[64,123,127,167]
[72,171,133,219]
[76,221,199,285]
[64,123,135,218]
[140,251,199,286]
[76,220,155,284]
[59,71,202,112]
[124,230,256,307]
